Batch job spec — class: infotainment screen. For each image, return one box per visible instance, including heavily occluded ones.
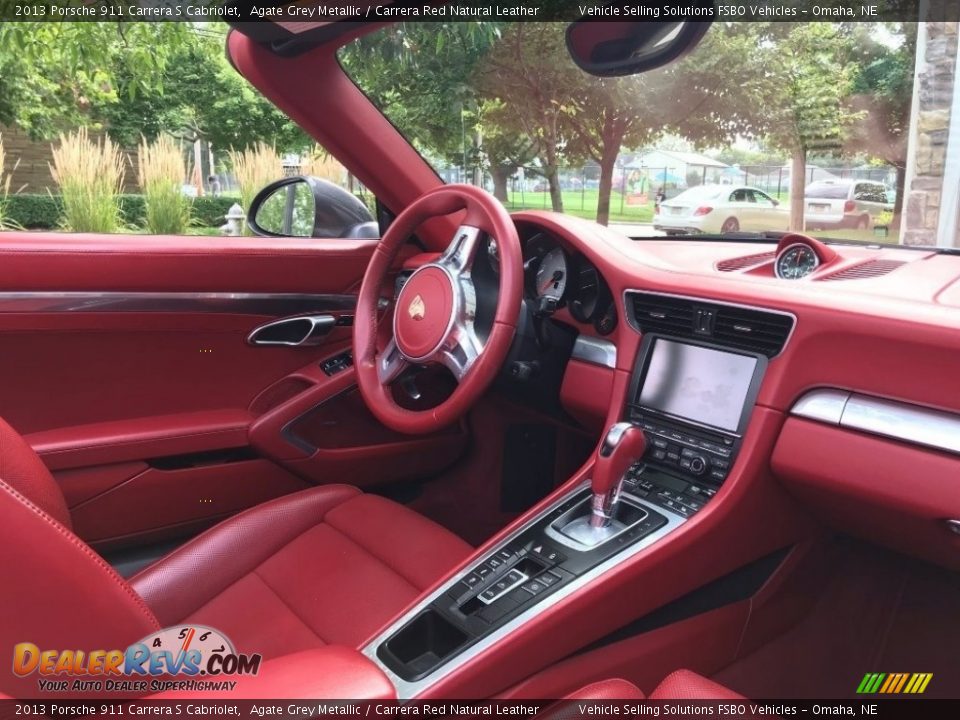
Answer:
[638,339,758,433]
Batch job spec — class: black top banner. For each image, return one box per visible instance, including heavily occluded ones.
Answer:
[2,0,960,23]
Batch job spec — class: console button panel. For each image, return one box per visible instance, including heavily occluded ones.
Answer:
[377,487,670,682]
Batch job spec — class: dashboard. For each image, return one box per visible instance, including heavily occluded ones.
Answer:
[502,210,960,573]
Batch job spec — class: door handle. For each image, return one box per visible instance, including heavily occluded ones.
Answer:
[247,315,336,347]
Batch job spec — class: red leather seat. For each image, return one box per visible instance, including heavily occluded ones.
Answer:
[0,417,471,694]
[567,671,745,700]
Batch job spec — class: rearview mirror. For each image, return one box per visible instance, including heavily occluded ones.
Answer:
[247,176,377,238]
[565,18,711,77]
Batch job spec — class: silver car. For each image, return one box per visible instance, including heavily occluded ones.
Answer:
[654,184,788,235]
[804,179,890,230]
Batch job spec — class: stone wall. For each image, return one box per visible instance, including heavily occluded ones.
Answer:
[903,22,959,246]
[1,124,140,193]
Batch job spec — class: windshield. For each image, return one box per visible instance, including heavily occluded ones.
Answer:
[340,21,935,245]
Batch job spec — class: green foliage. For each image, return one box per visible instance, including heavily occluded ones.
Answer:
[3,194,234,231]
[341,23,502,167]
[100,28,312,153]
[0,19,190,139]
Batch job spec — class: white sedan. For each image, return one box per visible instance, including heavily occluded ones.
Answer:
[654,185,789,235]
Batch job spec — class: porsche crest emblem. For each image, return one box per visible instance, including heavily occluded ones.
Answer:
[407,294,426,321]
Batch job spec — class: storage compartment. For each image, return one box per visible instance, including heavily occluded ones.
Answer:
[377,608,470,682]
[772,417,960,571]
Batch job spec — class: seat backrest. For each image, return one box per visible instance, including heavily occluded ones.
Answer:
[0,417,72,528]
[0,418,159,698]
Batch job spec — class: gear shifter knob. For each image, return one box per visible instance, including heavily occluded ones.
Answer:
[590,422,646,528]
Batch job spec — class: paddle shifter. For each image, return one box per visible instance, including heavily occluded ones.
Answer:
[557,422,647,547]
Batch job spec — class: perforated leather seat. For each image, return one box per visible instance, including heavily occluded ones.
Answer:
[0,417,472,695]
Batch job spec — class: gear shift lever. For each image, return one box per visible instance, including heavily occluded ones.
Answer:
[590,422,647,528]
[556,422,647,547]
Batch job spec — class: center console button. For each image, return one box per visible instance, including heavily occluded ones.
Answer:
[521,578,548,596]
[476,566,493,580]
[538,571,561,587]
[463,572,482,588]
[486,556,505,571]
[531,545,565,566]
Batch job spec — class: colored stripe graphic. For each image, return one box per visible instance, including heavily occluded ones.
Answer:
[857,672,932,694]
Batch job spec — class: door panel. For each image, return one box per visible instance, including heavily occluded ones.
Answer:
[0,232,467,548]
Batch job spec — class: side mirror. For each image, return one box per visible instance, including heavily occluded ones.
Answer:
[565,18,711,77]
[247,176,376,238]
[772,199,780,207]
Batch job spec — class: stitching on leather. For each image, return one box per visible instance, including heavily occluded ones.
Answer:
[323,520,424,592]
[0,477,160,631]
[250,568,330,646]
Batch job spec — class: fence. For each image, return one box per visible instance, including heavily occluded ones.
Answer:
[435,161,900,224]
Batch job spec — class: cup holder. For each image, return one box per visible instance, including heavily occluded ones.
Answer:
[377,608,469,682]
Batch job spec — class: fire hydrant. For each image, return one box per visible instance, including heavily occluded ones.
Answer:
[220,203,246,236]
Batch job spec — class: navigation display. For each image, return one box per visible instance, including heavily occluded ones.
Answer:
[638,339,758,433]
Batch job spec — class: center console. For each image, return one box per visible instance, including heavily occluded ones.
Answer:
[622,334,766,518]
[363,325,769,698]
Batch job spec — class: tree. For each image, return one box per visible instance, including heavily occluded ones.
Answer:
[0,20,190,138]
[98,29,312,154]
[474,99,537,202]
[845,23,917,225]
[340,23,503,173]
[750,23,863,230]
[476,23,584,212]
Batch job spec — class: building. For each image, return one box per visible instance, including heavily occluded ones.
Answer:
[627,149,730,188]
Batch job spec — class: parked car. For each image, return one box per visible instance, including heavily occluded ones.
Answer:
[804,179,890,229]
[654,184,788,234]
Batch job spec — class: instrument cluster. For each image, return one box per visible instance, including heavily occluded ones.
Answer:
[515,231,618,335]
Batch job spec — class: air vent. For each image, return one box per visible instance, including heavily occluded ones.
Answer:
[819,259,906,281]
[627,291,794,358]
[716,251,776,272]
[713,306,794,357]
[628,293,697,336]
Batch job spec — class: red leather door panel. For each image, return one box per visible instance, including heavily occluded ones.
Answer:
[0,232,467,548]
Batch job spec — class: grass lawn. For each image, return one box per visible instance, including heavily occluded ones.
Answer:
[504,189,654,224]
[811,227,901,245]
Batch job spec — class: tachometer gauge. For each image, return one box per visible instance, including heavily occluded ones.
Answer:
[775,243,820,280]
[535,247,568,300]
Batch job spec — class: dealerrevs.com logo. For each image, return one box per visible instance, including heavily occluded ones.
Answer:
[12,626,262,694]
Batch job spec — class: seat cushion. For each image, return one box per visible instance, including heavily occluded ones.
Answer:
[649,670,745,700]
[131,485,472,659]
[560,671,744,702]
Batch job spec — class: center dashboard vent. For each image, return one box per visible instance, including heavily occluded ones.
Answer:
[716,251,776,272]
[627,291,794,358]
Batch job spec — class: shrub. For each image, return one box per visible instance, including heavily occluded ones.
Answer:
[3,193,237,232]
[228,143,281,234]
[138,135,191,234]
[0,134,24,230]
[50,128,125,232]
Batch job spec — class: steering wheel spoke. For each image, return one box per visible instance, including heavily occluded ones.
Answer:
[437,323,484,382]
[377,336,409,385]
[439,225,484,275]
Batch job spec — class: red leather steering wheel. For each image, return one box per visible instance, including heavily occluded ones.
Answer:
[353,184,523,434]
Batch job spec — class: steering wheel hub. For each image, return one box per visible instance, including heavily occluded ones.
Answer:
[394,266,455,360]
